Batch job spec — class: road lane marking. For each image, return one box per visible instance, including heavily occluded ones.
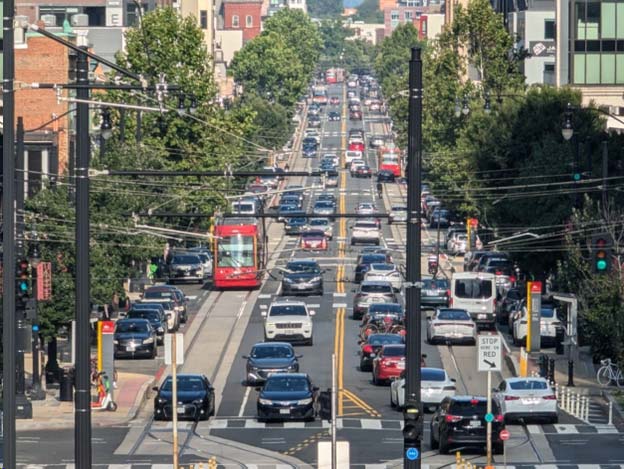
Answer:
[554,424,580,433]
[333,292,347,297]
[258,294,271,299]
[342,388,381,418]
[360,419,383,429]
[283,422,306,428]
[238,386,251,417]
[244,419,266,428]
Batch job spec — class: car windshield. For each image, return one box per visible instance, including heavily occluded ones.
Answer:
[263,376,309,392]
[541,306,556,318]
[116,321,150,333]
[232,203,254,213]
[310,219,328,226]
[287,263,320,274]
[287,218,306,225]
[392,206,407,212]
[315,202,333,208]
[437,309,471,321]
[449,400,499,415]
[162,376,205,392]
[454,279,493,298]
[370,263,394,271]
[361,255,386,264]
[423,279,449,289]
[422,369,447,382]
[269,305,307,316]
[383,346,405,357]
[144,290,174,300]
[140,302,169,310]
[128,310,160,321]
[251,345,294,359]
[361,284,392,293]
[369,335,402,345]
[508,380,548,390]
[172,255,201,264]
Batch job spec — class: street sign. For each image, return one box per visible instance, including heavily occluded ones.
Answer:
[477,334,502,372]
[165,333,184,365]
[527,281,542,352]
[484,413,494,423]
[406,447,419,460]
[36,262,52,301]
[499,429,510,441]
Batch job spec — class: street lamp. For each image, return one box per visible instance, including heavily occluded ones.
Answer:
[29,228,46,401]
[562,104,574,141]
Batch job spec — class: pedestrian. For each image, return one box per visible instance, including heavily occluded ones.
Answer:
[284,163,290,172]
[376,181,383,199]
[147,260,157,284]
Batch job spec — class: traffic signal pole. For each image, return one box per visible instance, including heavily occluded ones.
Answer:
[404,46,424,468]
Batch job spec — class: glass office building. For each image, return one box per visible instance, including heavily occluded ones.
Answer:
[572,0,624,84]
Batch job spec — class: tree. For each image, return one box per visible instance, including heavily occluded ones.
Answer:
[354,0,384,23]
[342,38,375,74]
[238,93,294,150]
[320,19,353,59]
[230,32,308,108]
[263,9,323,78]
[308,0,343,19]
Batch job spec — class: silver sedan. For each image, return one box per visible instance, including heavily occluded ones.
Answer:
[390,367,457,410]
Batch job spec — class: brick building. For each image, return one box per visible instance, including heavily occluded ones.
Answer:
[222,0,262,43]
[15,32,73,192]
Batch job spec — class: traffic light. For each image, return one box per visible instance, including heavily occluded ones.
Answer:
[318,389,332,421]
[591,234,612,274]
[16,257,30,309]
[402,402,423,446]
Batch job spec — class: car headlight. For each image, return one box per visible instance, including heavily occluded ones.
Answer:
[287,364,298,370]
[143,337,154,344]
[310,276,322,283]
[258,398,273,405]
[157,397,167,404]
[297,398,313,405]
[283,277,295,284]
[113,340,118,345]
[266,323,276,329]
[158,327,164,332]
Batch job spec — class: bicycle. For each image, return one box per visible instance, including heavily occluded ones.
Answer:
[596,358,624,388]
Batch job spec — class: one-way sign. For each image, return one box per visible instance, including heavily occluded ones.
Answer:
[477,334,502,372]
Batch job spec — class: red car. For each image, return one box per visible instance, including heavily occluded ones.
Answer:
[330,97,340,105]
[350,110,362,121]
[355,165,372,178]
[372,344,406,385]
[300,230,328,251]
[348,142,365,152]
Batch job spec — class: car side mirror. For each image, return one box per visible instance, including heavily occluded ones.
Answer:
[255,387,262,392]
[451,378,457,383]
[152,386,159,392]
[242,355,249,359]
[309,310,316,316]
[296,354,303,358]
[261,311,267,317]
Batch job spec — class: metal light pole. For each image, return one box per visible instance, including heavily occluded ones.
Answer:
[404,46,424,469]
[3,0,18,460]
[30,231,46,400]
[16,117,28,401]
[75,46,93,469]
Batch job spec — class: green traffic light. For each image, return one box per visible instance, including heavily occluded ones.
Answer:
[18,281,29,292]
[596,259,608,271]
[573,173,581,181]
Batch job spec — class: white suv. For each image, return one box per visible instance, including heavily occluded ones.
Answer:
[351,220,381,245]
[262,300,316,346]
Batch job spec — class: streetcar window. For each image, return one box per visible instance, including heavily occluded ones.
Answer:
[217,235,255,267]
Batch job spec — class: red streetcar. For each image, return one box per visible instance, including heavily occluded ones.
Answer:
[378,148,402,177]
[213,217,266,289]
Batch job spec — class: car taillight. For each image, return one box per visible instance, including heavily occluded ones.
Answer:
[445,414,462,423]
[362,345,373,354]
[505,395,520,401]
[494,414,504,422]
[543,394,557,400]
[446,289,451,297]
[510,276,516,283]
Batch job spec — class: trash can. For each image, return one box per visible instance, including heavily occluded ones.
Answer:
[59,367,74,402]
[555,327,565,355]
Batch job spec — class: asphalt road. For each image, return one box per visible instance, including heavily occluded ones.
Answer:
[15,82,624,468]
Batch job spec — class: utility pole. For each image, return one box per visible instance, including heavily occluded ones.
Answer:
[75,46,93,469]
[602,141,608,209]
[403,46,423,469]
[3,0,18,461]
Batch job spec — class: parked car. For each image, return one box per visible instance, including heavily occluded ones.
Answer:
[427,308,477,345]
[243,342,301,385]
[421,278,450,307]
[262,300,315,345]
[281,259,324,296]
[372,344,406,385]
[113,318,157,359]
[390,368,457,410]
[153,374,215,421]
[353,281,398,320]
[429,396,505,454]
[493,377,558,423]
[126,309,166,344]
[257,373,318,422]
[359,333,404,372]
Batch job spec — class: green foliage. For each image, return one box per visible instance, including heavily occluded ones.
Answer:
[263,9,323,78]
[320,19,353,59]
[230,32,308,108]
[354,0,384,23]
[342,39,375,74]
[308,0,343,19]
[238,93,294,150]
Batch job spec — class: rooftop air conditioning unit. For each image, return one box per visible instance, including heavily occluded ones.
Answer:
[41,14,57,27]
[70,13,89,27]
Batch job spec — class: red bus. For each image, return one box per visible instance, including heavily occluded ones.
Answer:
[213,218,266,289]
[312,86,328,105]
[378,148,402,176]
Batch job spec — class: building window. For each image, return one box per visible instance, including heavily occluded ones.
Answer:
[404,11,413,20]
[544,19,555,39]
[200,10,208,29]
[232,14,239,27]
[246,15,253,27]
[543,62,555,84]
[391,10,400,20]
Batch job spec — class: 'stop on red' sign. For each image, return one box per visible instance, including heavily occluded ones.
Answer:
[530,281,542,293]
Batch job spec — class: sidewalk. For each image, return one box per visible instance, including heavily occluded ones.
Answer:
[16,371,154,431]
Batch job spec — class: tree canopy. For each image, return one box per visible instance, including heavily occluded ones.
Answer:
[308,0,343,19]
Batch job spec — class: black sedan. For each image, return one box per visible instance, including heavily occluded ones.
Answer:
[281,259,324,296]
[113,318,157,359]
[359,333,404,372]
[257,373,318,422]
[126,309,166,344]
[284,217,308,235]
[154,374,215,421]
[327,111,341,121]
[377,170,396,183]
[243,342,301,385]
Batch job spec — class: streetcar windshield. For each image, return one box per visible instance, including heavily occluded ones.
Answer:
[217,235,255,267]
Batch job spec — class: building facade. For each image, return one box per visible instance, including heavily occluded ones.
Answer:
[383,3,443,37]
[556,0,624,130]
[222,0,262,42]
[180,0,216,71]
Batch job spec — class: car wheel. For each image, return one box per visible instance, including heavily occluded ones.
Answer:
[359,359,369,372]
[306,337,314,346]
[494,444,504,455]
[550,414,559,424]
[151,346,157,359]
[438,434,450,454]
[429,427,439,449]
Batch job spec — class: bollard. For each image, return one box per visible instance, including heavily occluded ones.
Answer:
[579,396,585,420]
[549,358,556,384]
[608,401,613,425]
[456,451,462,469]
[561,387,567,410]
[584,396,590,421]
[573,393,579,417]
[554,382,559,401]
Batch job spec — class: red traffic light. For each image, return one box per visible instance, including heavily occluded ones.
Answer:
[595,238,607,249]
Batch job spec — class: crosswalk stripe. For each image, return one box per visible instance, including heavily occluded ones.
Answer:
[553,424,579,433]
[360,419,382,429]
[283,422,305,428]
[245,419,266,428]
[108,465,132,469]
[526,424,542,434]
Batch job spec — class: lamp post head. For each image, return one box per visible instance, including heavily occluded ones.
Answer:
[100,107,113,140]
[562,103,574,140]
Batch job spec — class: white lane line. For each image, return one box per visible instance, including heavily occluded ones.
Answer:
[238,386,252,417]
[333,292,347,297]
[526,424,543,434]
[244,419,266,428]
[283,422,306,428]
[333,303,348,308]
[258,294,272,299]
[259,305,268,309]
[209,419,228,429]
[360,419,383,429]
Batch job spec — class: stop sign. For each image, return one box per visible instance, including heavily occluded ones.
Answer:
[499,429,510,441]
